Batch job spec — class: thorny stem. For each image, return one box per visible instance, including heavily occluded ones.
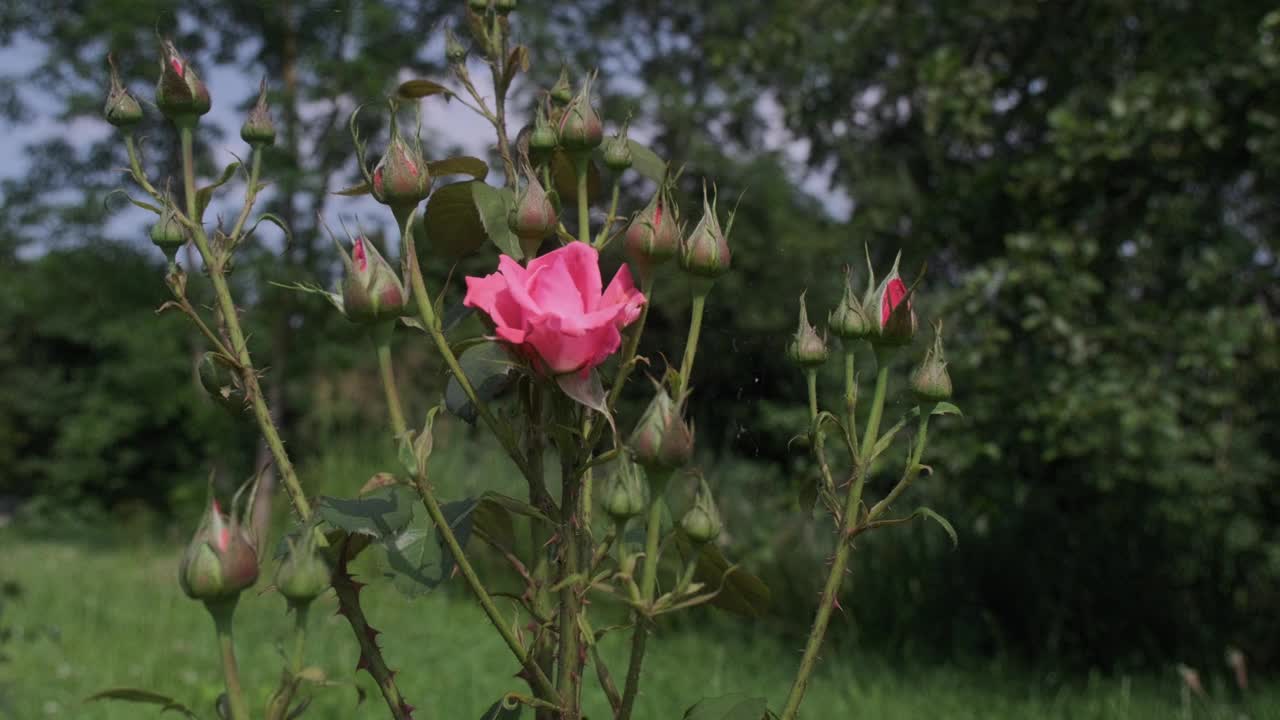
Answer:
[618,471,671,720]
[176,124,417,720]
[409,471,561,703]
[489,22,517,187]
[207,599,250,720]
[779,351,892,720]
[178,125,312,520]
[844,350,859,456]
[396,205,535,482]
[332,561,413,720]
[593,179,622,248]
[556,450,583,719]
[807,369,837,497]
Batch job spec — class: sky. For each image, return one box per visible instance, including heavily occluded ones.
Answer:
[0,31,852,259]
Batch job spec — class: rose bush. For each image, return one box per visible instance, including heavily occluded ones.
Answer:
[464,241,646,376]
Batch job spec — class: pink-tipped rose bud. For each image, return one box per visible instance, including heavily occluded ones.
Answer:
[628,383,695,473]
[179,498,259,601]
[549,66,574,106]
[149,204,188,260]
[678,185,733,279]
[788,292,829,368]
[557,75,603,152]
[602,456,647,523]
[275,531,332,606]
[508,166,557,258]
[910,319,952,402]
[829,266,872,341]
[624,186,681,276]
[339,236,408,325]
[866,252,916,346]
[602,121,633,172]
[680,478,722,544]
[371,118,432,208]
[240,79,276,146]
[155,40,211,120]
[104,54,143,128]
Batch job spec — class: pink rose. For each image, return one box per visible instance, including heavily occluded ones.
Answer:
[464,242,646,376]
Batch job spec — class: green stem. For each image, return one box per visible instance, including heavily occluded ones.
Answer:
[806,369,819,421]
[123,133,163,202]
[866,408,932,523]
[290,603,309,675]
[207,599,250,720]
[676,290,708,397]
[844,350,858,457]
[227,147,263,245]
[555,443,583,719]
[374,325,408,437]
[178,126,312,520]
[581,273,655,453]
[410,472,561,703]
[618,471,670,720]
[332,568,412,720]
[593,179,621,248]
[396,205,534,482]
[779,353,892,720]
[575,153,590,246]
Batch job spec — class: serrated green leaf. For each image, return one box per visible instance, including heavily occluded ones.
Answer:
[421,181,487,258]
[625,139,668,183]
[244,212,292,246]
[316,486,415,539]
[196,161,242,219]
[85,688,199,718]
[384,498,479,597]
[429,156,488,180]
[398,79,454,99]
[674,537,771,617]
[446,341,519,424]
[471,182,522,258]
[870,402,964,460]
[912,506,959,548]
[681,693,769,720]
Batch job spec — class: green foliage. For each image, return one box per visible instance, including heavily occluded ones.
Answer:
[0,243,251,513]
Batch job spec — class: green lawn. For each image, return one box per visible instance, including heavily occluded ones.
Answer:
[3,535,1272,720]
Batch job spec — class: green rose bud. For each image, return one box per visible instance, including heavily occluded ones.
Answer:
[508,166,557,258]
[602,456,647,523]
[787,292,829,368]
[338,236,409,325]
[149,204,188,260]
[910,319,952,403]
[602,121,633,172]
[557,75,603,152]
[104,54,143,128]
[371,116,432,208]
[828,266,872,341]
[679,184,734,279]
[680,478,722,545]
[628,383,695,473]
[240,79,276,146]
[549,66,574,105]
[275,531,332,606]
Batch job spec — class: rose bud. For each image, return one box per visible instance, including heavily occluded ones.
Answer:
[338,236,409,325]
[240,79,275,146]
[910,319,952,403]
[678,184,733,279]
[149,205,188,260]
[557,75,603,152]
[508,166,557,259]
[179,497,259,601]
[549,66,574,105]
[866,251,916,346]
[680,478,722,545]
[628,383,695,473]
[371,117,432,208]
[495,0,516,14]
[624,187,681,277]
[828,266,872,341]
[155,40,211,121]
[463,242,646,376]
[103,54,143,128]
[275,531,332,606]
[198,352,248,416]
[602,121,633,172]
[468,0,490,12]
[528,104,558,164]
[602,456,647,523]
[787,292,828,368]
[445,28,467,65]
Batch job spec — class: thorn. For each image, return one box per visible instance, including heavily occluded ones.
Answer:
[365,626,382,644]
[356,653,371,672]
[832,596,844,614]
[400,702,416,717]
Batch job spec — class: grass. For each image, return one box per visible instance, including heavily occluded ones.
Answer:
[4,535,1276,720]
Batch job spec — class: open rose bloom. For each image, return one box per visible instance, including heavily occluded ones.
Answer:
[464,242,646,376]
